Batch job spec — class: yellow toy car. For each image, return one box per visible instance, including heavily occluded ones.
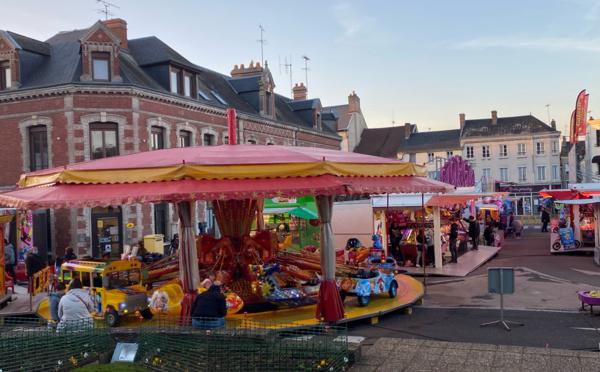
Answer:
[40,259,152,327]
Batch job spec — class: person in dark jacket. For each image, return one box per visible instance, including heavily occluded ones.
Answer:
[449,220,459,263]
[541,209,550,232]
[191,281,227,329]
[483,223,495,246]
[25,246,45,279]
[463,216,480,250]
[49,282,66,323]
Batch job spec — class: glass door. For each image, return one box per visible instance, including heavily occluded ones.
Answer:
[91,207,123,258]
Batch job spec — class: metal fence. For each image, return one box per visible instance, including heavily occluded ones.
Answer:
[0,315,350,372]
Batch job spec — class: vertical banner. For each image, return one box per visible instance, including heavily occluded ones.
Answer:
[576,93,589,137]
[18,210,33,261]
[570,109,577,145]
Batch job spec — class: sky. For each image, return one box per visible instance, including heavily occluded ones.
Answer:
[4,0,600,134]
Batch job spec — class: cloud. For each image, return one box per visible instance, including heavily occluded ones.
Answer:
[332,1,375,38]
[452,37,600,52]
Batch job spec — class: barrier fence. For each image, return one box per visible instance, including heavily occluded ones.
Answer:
[0,315,350,372]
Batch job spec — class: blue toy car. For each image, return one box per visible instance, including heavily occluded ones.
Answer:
[339,257,398,306]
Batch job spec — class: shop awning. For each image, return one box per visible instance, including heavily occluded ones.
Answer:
[555,197,600,205]
[426,193,506,208]
[289,207,319,219]
[539,189,588,200]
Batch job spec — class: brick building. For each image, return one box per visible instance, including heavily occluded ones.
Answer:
[0,19,340,258]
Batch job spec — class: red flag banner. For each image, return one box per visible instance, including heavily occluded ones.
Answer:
[570,109,577,144]
[572,89,587,143]
[576,93,589,137]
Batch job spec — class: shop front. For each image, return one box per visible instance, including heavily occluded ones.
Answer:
[495,182,561,216]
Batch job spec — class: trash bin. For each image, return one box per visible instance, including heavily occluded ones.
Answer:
[144,234,164,254]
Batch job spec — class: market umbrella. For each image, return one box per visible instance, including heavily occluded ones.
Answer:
[1,145,453,323]
[289,207,319,220]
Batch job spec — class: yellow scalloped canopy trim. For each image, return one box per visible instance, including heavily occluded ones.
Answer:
[18,161,426,187]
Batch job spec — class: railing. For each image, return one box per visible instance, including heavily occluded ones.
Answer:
[0,315,350,372]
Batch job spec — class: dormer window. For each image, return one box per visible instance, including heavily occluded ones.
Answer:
[91,52,110,81]
[183,73,192,97]
[170,68,179,94]
[0,61,12,90]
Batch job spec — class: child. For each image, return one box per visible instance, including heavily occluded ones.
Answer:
[49,282,66,323]
[201,272,216,289]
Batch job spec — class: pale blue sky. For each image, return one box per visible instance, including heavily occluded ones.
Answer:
[4,0,600,133]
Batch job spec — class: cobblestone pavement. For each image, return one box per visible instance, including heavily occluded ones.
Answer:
[351,337,600,372]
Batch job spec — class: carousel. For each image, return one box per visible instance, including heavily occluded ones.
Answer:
[0,111,452,324]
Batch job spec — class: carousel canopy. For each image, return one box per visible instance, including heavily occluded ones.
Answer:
[1,145,453,209]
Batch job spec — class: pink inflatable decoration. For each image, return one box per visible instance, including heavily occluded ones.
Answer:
[439,155,475,187]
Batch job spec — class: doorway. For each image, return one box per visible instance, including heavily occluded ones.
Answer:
[91,207,123,258]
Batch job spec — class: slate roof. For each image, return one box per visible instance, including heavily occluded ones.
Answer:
[0,22,338,137]
[322,104,351,131]
[6,31,50,55]
[401,129,461,152]
[354,126,414,158]
[462,115,557,138]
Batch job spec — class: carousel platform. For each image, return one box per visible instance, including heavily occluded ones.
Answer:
[228,274,424,327]
[401,245,501,277]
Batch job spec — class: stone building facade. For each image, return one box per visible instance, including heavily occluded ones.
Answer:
[0,19,340,258]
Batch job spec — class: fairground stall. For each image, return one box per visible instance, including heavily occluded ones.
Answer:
[261,196,320,252]
[540,184,600,258]
[0,111,451,324]
[332,191,506,276]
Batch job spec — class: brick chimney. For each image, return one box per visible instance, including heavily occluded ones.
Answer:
[491,110,498,125]
[102,18,128,49]
[230,61,264,78]
[404,123,412,140]
[459,113,465,131]
[292,83,307,101]
[348,91,360,113]
[551,119,556,130]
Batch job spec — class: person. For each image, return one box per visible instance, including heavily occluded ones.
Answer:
[425,228,435,267]
[483,223,495,246]
[57,278,95,330]
[415,230,425,267]
[55,247,76,275]
[25,246,45,280]
[49,282,66,323]
[541,209,550,233]
[201,271,216,289]
[191,281,227,330]
[4,239,15,278]
[168,233,179,256]
[449,219,459,263]
[389,223,403,263]
[463,216,480,250]
[512,219,523,239]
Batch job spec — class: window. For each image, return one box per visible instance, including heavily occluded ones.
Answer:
[536,141,545,155]
[90,123,118,159]
[518,167,527,182]
[178,130,192,147]
[482,145,490,158]
[0,61,11,90]
[409,153,416,163]
[427,152,434,162]
[150,126,165,150]
[265,91,273,116]
[247,138,257,145]
[153,203,168,237]
[446,151,453,159]
[482,168,491,180]
[183,73,192,97]
[517,143,526,156]
[170,68,179,94]
[596,130,600,147]
[211,90,227,105]
[466,146,474,159]
[552,165,560,181]
[203,133,215,146]
[500,168,508,182]
[499,144,508,157]
[551,140,559,154]
[91,52,110,81]
[29,126,48,171]
[537,166,546,181]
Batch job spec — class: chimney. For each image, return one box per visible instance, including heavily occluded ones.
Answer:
[459,113,465,131]
[551,119,556,130]
[404,123,412,140]
[230,61,264,78]
[102,18,128,49]
[348,91,360,113]
[292,83,307,101]
[491,110,498,125]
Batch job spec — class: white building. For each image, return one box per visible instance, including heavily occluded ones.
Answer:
[323,91,368,152]
[581,118,600,182]
[460,111,561,214]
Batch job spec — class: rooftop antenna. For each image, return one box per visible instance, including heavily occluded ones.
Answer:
[302,55,310,91]
[279,55,293,97]
[258,25,267,66]
[545,104,551,123]
[96,0,119,20]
